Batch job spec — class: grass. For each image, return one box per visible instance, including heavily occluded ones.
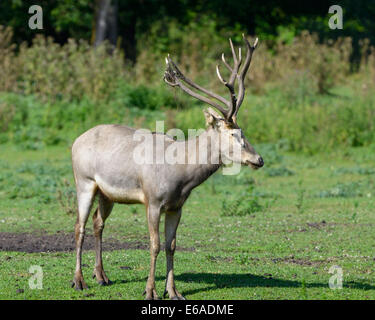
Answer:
[0,143,375,299]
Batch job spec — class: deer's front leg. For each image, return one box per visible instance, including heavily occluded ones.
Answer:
[164,210,185,300]
[144,205,161,300]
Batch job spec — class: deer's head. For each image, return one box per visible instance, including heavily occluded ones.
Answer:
[164,34,264,170]
[203,107,263,169]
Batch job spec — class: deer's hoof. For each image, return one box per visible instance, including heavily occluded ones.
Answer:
[98,279,112,286]
[92,268,112,286]
[71,278,88,290]
[143,288,160,300]
[165,288,186,300]
[171,295,186,300]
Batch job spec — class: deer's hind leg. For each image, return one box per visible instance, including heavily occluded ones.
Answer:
[92,191,114,286]
[72,179,97,290]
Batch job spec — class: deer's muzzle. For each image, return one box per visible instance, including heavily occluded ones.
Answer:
[246,156,264,169]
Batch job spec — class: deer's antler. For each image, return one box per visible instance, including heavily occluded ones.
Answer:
[164,34,258,123]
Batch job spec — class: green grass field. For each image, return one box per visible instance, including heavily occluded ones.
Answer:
[1,143,375,300]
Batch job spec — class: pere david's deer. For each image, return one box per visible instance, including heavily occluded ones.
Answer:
[71,34,264,300]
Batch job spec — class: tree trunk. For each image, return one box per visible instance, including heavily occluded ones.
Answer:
[94,0,118,47]
[107,0,118,47]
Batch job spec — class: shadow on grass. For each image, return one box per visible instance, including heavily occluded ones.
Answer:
[170,273,375,296]
[121,272,375,296]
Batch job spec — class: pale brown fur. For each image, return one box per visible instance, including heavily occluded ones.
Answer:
[71,36,263,299]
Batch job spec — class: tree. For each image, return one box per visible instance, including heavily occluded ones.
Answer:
[93,0,118,47]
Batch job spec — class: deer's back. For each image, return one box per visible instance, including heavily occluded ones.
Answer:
[71,124,182,206]
[72,125,146,203]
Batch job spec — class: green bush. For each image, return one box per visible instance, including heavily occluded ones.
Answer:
[240,89,375,154]
[3,160,65,204]
[116,83,192,111]
[0,29,126,103]
[221,194,263,217]
[315,182,364,198]
[0,91,170,148]
[0,24,374,154]
[2,79,375,154]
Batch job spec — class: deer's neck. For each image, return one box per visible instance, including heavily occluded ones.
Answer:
[179,128,222,190]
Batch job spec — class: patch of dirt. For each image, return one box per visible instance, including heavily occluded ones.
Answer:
[0,232,194,253]
[271,256,324,266]
[271,220,331,234]
[207,255,233,263]
[306,220,327,229]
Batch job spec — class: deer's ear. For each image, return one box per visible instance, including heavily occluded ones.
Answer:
[203,108,223,127]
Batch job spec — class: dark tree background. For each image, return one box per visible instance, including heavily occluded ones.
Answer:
[0,0,373,61]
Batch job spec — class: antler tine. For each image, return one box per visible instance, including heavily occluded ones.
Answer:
[254,37,259,48]
[219,37,245,121]
[227,38,242,86]
[168,55,231,108]
[240,35,258,82]
[229,38,237,63]
[216,65,227,85]
[164,55,230,117]
[234,35,258,117]
[216,64,237,117]
[163,35,258,123]
[221,53,232,72]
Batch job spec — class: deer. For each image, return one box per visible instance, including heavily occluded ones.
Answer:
[71,34,264,300]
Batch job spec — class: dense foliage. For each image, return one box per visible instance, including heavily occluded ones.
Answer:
[0,2,374,154]
[1,0,374,56]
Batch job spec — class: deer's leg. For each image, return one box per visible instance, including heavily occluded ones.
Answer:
[92,192,114,286]
[144,205,161,300]
[163,210,185,300]
[72,180,97,290]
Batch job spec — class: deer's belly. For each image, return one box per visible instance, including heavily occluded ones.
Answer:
[95,175,145,204]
